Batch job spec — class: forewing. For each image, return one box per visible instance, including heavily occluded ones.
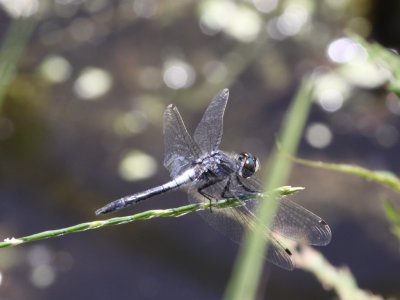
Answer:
[163,105,201,178]
[193,89,229,153]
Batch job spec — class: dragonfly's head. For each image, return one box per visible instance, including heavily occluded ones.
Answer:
[238,152,260,178]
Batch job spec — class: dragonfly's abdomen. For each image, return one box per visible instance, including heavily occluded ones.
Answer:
[95,168,197,215]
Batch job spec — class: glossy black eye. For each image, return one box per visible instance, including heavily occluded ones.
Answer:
[238,152,259,178]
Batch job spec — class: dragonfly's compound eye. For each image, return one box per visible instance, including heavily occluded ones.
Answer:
[238,152,260,178]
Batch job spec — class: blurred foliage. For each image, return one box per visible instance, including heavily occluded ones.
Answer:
[350,34,400,96]
[290,155,400,192]
[384,199,400,240]
[0,18,36,110]
[225,78,314,300]
[291,153,400,243]
[1,75,49,160]
[295,246,384,300]
[0,0,400,299]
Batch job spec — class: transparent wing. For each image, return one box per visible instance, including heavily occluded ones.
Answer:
[271,197,332,246]
[237,176,332,246]
[193,89,229,153]
[188,181,294,270]
[191,171,331,243]
[232,205,294,270]
[163,104,201,178]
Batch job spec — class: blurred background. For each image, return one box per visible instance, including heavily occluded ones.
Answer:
[0,0,400,299]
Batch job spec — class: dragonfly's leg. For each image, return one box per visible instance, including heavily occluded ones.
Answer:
[198,184,217,212]
[235,174,256,194]
[198,176,231,212]
[221,176,232,199]
[198,189,213,212]
[221,177,244,206]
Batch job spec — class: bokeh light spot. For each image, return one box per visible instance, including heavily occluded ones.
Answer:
[198,0,234,34]
[305,123,333,149]
[226,6,262,42]
[327,38,367,64]
[313,71,351,112]
[318,89,344,112]
[74,67,113,100]
[30,265,56,288]
[276,4,309,37]
[199,0,261,42]
[118,150,158,181]
[39,55,72,83]
[252,0,278,13]
[27,245,52,267]
[163,60,196,90]
[0,0,38,17]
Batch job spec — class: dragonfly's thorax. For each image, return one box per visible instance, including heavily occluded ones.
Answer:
[195,151,233,179]
[195,150,237,180]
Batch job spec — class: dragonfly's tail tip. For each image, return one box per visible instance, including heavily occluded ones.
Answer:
[95,198,127,215]
[95,207,109,215]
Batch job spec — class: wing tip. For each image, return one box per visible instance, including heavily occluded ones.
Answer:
[313,218,332,246]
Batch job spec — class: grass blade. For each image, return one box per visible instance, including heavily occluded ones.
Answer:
[383,199,400,240]
[223,78,314,300]
[0,186,302,249]
[291,156,400,192]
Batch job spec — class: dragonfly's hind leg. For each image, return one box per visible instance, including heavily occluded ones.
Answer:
[198,187,215,212]
[198,177,232,212]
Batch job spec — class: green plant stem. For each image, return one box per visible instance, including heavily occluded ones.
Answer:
[224,78,314,300]
[290,156,400,192]
[0,186,303,249]
[295,246,383,300]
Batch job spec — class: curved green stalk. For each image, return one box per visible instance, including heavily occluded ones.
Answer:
[0,186,303,249]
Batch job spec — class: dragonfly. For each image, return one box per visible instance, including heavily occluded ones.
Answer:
[96,89,331,270]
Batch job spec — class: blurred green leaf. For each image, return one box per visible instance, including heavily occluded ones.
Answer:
[383,199,400,239]
[296,245,384,300]
[290,154,400,241]
[0,18,36,110]
[224,78,314,300]
[350,33,400,97]
[290,155,400,193]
